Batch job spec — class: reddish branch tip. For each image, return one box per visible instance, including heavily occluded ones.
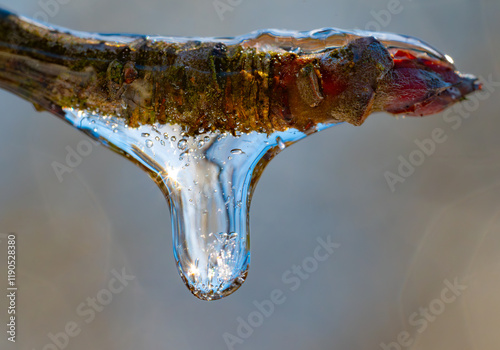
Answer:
[376,49,480,117]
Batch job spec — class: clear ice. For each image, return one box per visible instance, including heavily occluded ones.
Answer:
[66,109,334,299]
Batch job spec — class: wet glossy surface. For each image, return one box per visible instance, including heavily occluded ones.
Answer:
[0,0,499,349]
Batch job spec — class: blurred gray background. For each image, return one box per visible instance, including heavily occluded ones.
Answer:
[0,0,499,349]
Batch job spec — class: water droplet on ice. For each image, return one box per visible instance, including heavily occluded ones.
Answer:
[178,139,188,150]
[276,136,286,150]
[229,232,238,239]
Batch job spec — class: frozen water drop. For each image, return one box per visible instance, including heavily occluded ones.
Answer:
[145,139,154,148]
[231,149,244,155]
[276,136,286,150]
[142,132,150,137]
[178,139,188,150]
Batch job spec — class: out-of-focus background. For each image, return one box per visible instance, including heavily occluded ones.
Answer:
[0,0,499,349]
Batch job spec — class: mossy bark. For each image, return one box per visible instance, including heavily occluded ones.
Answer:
[0,9,394,135]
